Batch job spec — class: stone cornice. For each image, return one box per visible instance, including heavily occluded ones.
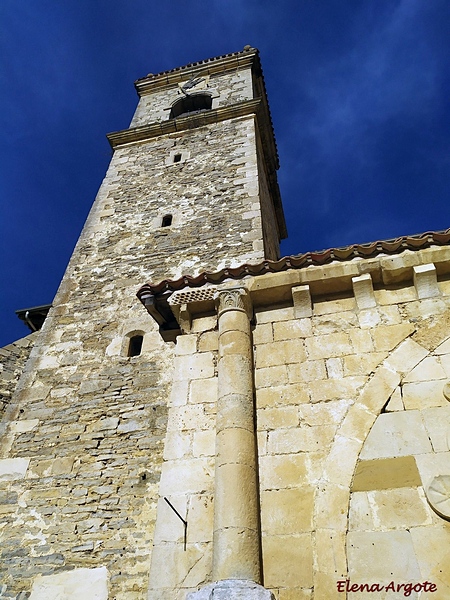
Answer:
[107,99,262,149]
[135,49,258,96]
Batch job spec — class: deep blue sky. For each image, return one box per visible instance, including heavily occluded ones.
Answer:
[1,0,450,346]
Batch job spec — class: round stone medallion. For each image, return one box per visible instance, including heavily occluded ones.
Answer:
[426,475,450,520]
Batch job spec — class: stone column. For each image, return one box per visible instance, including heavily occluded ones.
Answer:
[187,287,274,600]
[213,287,260,582]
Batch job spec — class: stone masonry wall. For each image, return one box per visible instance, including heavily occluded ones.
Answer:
[0,333,38,419]
[145,253,450,600]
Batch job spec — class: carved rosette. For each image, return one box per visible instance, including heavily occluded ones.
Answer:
[215,287,252,318]
[425,475,450,520]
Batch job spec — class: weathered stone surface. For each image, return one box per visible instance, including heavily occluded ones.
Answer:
[187,580,275,600]
[360,411,432,459]
[29,567,108,600]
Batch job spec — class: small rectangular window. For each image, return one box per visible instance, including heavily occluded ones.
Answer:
[173,154,182,163]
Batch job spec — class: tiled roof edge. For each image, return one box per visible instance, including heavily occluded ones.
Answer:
[135,46,256,83]
[137,229,450,298]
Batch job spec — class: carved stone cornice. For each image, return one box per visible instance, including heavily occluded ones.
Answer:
[107,99,261,149]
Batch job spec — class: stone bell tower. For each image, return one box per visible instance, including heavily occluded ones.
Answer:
[0,47,286,599]
[107,44,286,283]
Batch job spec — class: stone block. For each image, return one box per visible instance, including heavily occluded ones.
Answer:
[313,311,358,335]
[352,456,421,491]
[190,377,218,404]
[173,353,215,381]
[175,334,197,355]
[384,386,404,412]
[153,496,187,544]
[253,323,273,345]
[198,331,219,352]
[255,339,306,368]
[358,307,381,328]
[256,383,309,407]
[308,376,366,404]
[371,323,415,351]
[256,307,295,324]
[410,525,450,595]
[347,530,420,582]
[342,352,387,376]
[414,451,450,490]
[259,454,312,489]
[261,487,314,533]
[338,404,377,443]
[149,542,212,591]
[262,533,313,588]
[358,366,400,412]
[360,411,432,459]
[322,436,362,488]
[287,360,326,384]
[370,487,431,529]
[170,380,189,407]
[325,357,343,379]
[186,494,213,543]
[348,491,374,530]
[163,431,192,460]
[384,338,428,375]
[168,404,213,431]
[9,419,39,433]
[0,458,30,481]
[268,425,336,455]
[257,406,299,430]
[314,528,347,575]
[305,332,352,359]
[299,399,350,426]
[159,458,214,495]
[29,567,108,600]
[435,337,450,355]
[193,429,215,457]
[314,482,349,529]
[255,365,288,389]
[272,318,312,341]
[404,356,447,382]
[402,380,447,409]
[422,406,450,452]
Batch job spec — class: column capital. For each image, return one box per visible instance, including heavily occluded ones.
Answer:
[215,287,252,319]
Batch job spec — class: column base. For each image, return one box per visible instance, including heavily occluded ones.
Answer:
[186,580,275,600]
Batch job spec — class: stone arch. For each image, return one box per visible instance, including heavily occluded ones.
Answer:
[312,325,450,597]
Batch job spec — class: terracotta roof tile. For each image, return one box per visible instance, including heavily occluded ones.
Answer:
[137,229,450,300]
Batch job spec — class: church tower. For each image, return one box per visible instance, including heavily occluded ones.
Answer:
[0,47,285,599]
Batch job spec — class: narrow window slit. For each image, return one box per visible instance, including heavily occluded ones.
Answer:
[162,214,173,227]
[173,153,182,163]
[128,335,143,357]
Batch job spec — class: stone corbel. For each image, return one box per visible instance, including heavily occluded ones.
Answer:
[413,263,440,299]
[292,284,312,318]
[352,273,377,309]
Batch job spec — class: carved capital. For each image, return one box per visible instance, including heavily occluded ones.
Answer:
[215,287,252,319]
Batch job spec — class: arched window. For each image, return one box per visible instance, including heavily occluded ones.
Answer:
[169,93,212,119]
[128,334,143,357]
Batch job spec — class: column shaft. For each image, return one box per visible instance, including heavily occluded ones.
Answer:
[212,289,261,583]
